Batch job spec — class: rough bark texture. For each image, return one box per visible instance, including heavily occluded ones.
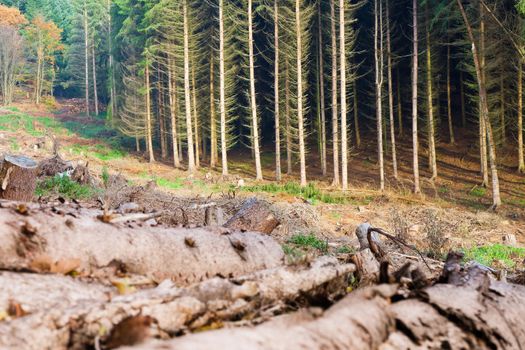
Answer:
[0,155,38,202]
[122,279,525,350]
[0,256,354,350]
[224,198,279,234]
[0,203,284,283]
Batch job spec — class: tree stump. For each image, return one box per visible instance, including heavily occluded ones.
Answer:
[0,155,38,202]
[224,197,279,234]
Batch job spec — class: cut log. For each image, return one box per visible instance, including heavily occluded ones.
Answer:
[0,204,284,283]
[0,155,38,202]
[120,280,525,350]
[224,197,279,234]
[0,257,355,350]
[355,222,380,250]
[37,154,72,177]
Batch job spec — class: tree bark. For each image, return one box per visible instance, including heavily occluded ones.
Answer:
[0,155,38,201]
[274,1,281,181]
[375,0,385,191]
[330,0,339,186]
[219,0,228,176]
[145,62,155,163]
[0,256,353,350]
[91,36,99,116]
[168,56,180,168]
[210,54,218,169]
[0,205,284,283]
[340,0,348,190]
[285,57,292,175]
[224,198,279,234]
[318,2,327,176]
[412,0,420,194]
[519,61,524,173]
[183,0,195,173]
[426,7,437,180]
[447,45,454,144]
[457,0,501,208]
[296,0,307,187]
[248,0,262,180]
[386,0,397,180]
[83,1,90,117]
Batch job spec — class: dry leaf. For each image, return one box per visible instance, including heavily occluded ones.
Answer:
[104,315,155,349]
[29,254,54,272]
[51,258,81,275]
[111,279,136,295]
[7,300,27,318]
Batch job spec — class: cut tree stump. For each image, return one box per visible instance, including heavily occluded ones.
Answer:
[0,155,38,202]
[0,204,284,283]
[224,197,279,234]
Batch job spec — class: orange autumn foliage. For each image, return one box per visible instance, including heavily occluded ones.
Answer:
[0,5,27,27]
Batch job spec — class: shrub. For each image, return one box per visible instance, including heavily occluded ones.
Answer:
[36,175,98,200]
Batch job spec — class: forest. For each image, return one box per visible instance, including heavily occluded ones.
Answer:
[2,0,525,349]
[1,0,525,208]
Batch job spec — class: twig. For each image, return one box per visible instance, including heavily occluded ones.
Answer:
[367,226,432,272]
[109,212,163,224]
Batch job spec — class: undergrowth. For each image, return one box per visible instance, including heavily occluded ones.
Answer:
[463,244,525,269]
[36,175,99,200]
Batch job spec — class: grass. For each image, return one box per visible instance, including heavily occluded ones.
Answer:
[9,137,20,151]
[469,186,487,198]
[463,244,525,269]
[240,182,368,205]
[156,177,184,190]
[0,113,63,137]
[336,245,355,254]
[69,143,127,161]
[288,233,328,252]
[35,175,99,200]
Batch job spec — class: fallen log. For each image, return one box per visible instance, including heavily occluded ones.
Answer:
[0,204,284,283]
[0,257,355,350]
[224,197,279,234]
[0,155,38,202]
[121,279,525,350]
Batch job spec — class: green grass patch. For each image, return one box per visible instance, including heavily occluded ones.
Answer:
[240,182,359,205]
[35,175,99,200]
[336,245,355,254]
[0,113,63,137]
[288,234,328,252]
[9,137,20,151]
[469,186,487,198]
[156,177,184,190]
[463,244,525,269]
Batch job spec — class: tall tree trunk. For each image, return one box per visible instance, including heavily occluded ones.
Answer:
[460,71,466,127]
[340,0,348,190]
[107,0,116,124]
[456,0,501,208]
[330,0,339,186]
[374,0,384,191]
[91,37,99,116]
[158,68,167,159]
[145,62,155,163]
[35,46,42,104]
[479,4,489,187]
[412,0,420,194]
[219,0,228,176]
[296,0,307,187]
[318,1,327,176]
[519,61,524,173]
[191,58,200,168]
[447,45,454,144]
[285,58,292,175]
[425,7,437,180]
[183,0,195,172]
[397,67,403,136]
[168,56,180,168]
[83,2,90,117]
[210,54,218,169]
[500,73,505,145]
[353,80,360,148]
[386,0,397,179]
[274,1,281,181]
[248,0,263,180]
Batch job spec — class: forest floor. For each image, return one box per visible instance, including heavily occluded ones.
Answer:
[1,99,525,266]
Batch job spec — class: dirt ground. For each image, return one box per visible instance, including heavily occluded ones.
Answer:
[1,99,524,251]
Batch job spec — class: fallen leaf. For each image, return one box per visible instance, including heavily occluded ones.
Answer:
[111,279,136,295]
[7,300,27,318]
[104,315,155,349]
[29,254,54,272]
[52,258,81,275]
